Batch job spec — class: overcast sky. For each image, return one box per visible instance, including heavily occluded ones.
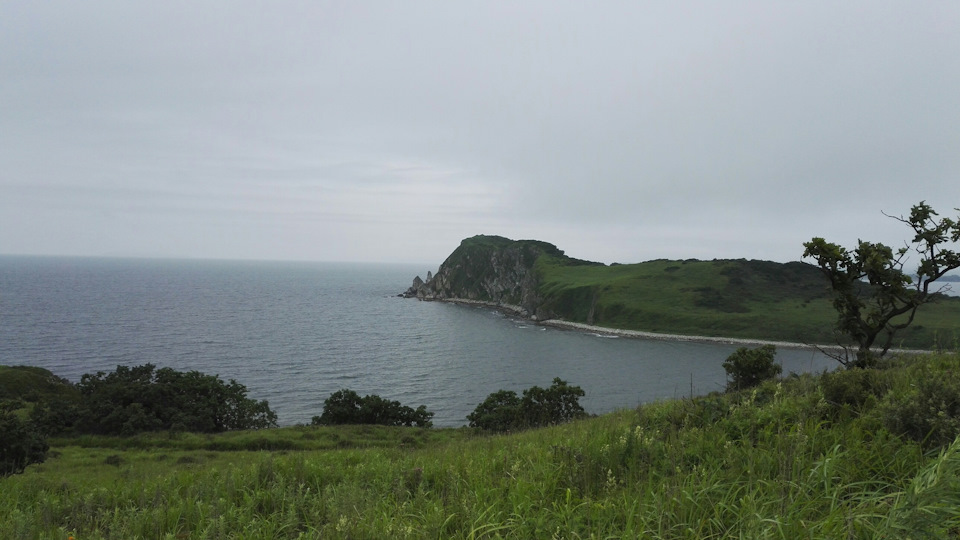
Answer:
[2,2,958,266]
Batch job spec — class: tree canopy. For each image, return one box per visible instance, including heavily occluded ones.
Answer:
[32,364,278,435]
[0,401,48,477]
[311,389,434,428]
[722,345,781,391]
[803,202,960,368]
[467,378,587,432]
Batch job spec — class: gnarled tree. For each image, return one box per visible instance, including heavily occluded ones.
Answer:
[803,202,960,368]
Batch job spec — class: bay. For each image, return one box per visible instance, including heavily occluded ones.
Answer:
[0,255,834,427]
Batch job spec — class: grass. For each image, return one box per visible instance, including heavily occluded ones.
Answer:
[5,353,960,539]
[534,254,960,349]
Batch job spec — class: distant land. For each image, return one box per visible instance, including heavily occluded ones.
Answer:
[404,235,960,350]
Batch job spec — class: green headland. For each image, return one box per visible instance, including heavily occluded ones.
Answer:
[405,234,960,350]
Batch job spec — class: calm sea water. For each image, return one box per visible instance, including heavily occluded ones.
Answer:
[0,256,835,427]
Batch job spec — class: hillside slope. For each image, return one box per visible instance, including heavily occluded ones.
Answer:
[405,235,960,349]
[6,353,960,538]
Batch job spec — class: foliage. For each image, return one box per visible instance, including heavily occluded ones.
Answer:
[879,368,960,449]
[28,395,81,436]
[465,389,522,432]
[8,354,960,538]
[803,202,960,367]
[537,254,958,345]
[722,345,781,391]
[311,389,434,427]
[819,365,893,413]
[73,364,277,435]
[0,402,48,477]
[467,378,586,431]
[0,365,78,403]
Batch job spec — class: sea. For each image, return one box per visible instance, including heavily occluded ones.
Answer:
[0,255,836,427]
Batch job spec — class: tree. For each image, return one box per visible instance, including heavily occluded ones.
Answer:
[722,345,781,391]
[467,378,587,432]
[312,389,434,427]
[466,390,522,431]
[73,364,277,435]
[803,202,960,368]
[520,377,587,427]
[0,402,48,477]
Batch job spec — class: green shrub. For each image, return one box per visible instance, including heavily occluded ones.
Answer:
[466,390,522,432]
[722,345,781,391]
[29,395,81,435]
[879,370,960,449]
[820,367,892,414]
[467,378,587,432]
[311,389,434,427]
[74,364,277,435]
[0,402,48,477]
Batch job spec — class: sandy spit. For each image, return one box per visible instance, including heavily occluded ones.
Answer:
[436,297,934,355]
[438,298,828,351]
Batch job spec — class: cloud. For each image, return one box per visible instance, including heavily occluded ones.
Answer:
[2,1,959,264]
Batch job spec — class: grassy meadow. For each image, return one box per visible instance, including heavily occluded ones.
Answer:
[535,254,960,349]
[5,353,960,539]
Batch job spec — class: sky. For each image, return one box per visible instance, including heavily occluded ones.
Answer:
[2,2,959,267]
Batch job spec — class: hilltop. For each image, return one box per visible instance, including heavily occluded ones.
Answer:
[405,235,960,349]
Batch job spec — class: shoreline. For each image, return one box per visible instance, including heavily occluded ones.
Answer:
[437,297,931,355]
[439,297,824,350]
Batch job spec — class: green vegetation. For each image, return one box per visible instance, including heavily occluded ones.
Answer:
[5,353,960,538]
[467,378,587,432]
[311,389,434,428]
[0,365,77,403]
[19,364,277,437]
[533,252,960,350]
[722,345,781,391]
[0,401,48,477]
[804,201,960,367]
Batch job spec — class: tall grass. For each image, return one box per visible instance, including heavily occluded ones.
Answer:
[4,354,960,538]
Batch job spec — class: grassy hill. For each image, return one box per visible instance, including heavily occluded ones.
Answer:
[416,236,960,350]
[535,253,960,349]
[0,365,78,403]
[4,353,960,538]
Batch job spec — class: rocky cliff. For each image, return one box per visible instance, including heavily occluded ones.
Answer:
[402,235,578,318]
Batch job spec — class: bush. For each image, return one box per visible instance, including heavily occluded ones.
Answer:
[0,402,48,477]
[312,389,434,427]
[29,395,81,436]
[820,367,892,414]
[74,364,277,435]
[468,378,587,432]
[722,345,781,391]
[465,390,523,432]
[879,369,960,449]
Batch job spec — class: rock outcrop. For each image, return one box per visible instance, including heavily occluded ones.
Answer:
[402,235,572,319]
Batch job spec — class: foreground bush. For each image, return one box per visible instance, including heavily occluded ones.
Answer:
[468,377,586,431]
[312,389,434,427]
[8,355,960,538]
[70,364,277,435]
[880,366,960,449]
[0,402,47,477]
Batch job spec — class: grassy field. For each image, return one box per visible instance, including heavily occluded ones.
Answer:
[5,353,960,539]
[535,254,960,350]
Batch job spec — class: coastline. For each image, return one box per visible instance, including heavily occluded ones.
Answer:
[437,297,930,355]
